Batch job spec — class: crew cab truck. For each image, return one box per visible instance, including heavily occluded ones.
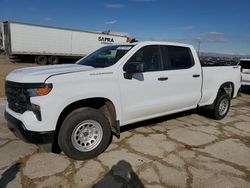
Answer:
[4,41,241,160]
[240,59,250,87]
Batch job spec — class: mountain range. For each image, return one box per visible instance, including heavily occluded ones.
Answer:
[199,52,250,58]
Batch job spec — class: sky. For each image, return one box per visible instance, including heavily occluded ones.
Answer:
[0,0,250,55]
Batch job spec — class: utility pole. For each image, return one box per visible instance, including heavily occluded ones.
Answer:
[197,40,201,56]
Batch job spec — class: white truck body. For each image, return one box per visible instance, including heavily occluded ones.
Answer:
[5,41,241,159]
[240,59,250,86]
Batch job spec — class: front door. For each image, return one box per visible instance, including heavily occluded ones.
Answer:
[119,45,167,124]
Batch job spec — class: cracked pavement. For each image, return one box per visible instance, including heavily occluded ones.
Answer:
[0,93,250,188]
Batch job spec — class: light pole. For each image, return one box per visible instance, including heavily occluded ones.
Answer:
[197,40,201,56]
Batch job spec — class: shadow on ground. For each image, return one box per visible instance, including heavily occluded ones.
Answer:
[241,86,250,95]
[120,109,198,133]
[0,163,21,188]
[93,160,144,188]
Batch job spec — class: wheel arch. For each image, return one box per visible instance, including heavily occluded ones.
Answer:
[204,81,235,110]
[218,81,235,99]
[55,97,119,140]
[210,81,234,109]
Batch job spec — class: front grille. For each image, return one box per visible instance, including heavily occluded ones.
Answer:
[5,81,30,114]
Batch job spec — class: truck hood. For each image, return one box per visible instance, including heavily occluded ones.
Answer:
[6,64,94,83]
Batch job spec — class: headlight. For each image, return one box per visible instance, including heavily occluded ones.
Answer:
[27,84,53,97]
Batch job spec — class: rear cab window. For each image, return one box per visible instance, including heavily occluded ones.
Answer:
[161,45,194,70]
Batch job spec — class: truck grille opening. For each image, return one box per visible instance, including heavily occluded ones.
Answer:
[5,81,30,114]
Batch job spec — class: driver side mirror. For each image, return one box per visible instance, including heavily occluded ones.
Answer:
[124,62,144,79]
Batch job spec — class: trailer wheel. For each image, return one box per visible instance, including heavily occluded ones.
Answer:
[36,55,48,65]
[48,56,59,64]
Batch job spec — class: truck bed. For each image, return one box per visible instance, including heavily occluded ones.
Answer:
[199,65,241,106]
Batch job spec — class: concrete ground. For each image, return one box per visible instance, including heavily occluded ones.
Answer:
[0,93,250,188]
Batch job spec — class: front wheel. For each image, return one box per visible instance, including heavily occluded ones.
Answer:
[58,108,111,160]
[210,91,231,120]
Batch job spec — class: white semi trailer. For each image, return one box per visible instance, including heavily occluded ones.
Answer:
[0,21,132,64]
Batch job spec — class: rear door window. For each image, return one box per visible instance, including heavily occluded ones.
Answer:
[162,46,194,70]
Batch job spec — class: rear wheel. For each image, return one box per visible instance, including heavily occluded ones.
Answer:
[210,91,231,120]
[58,108,111,160]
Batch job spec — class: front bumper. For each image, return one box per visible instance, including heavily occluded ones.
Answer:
[4,111,54,144]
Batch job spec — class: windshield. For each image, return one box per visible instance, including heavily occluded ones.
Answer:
[77,45,134,68]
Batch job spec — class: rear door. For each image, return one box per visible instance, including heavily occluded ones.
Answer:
[159,45,202,111]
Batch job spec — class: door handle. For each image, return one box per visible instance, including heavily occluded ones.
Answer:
[193,74,200,78]
[158,77,168,81]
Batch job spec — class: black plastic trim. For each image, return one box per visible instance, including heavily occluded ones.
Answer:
[4,111,54,144]
[113,120,120,138]
[5,80,47,89]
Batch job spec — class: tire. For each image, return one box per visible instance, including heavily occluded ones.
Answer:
[48,56,59,64]
[58,108,112,160]
[210,91,231,120]
[36,55,48,65]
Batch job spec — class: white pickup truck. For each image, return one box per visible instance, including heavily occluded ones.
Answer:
[5,41,241,160]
